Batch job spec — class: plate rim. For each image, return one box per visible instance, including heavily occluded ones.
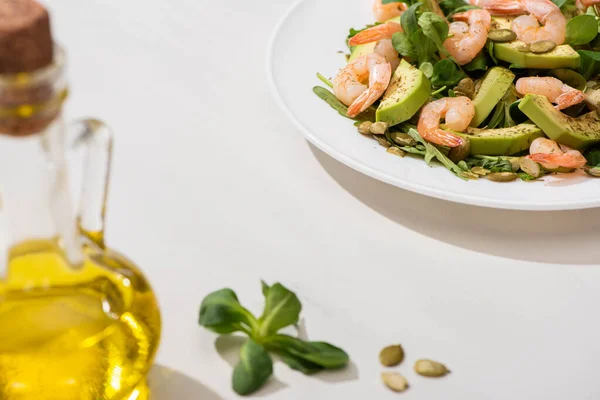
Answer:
[266,0,600,211]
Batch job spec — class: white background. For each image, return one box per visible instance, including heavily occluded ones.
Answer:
[45,0,600,399]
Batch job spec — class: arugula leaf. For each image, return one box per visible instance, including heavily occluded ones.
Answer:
[199,282,350,396]
[464,52,488,72]
[439,0,480,15]
[392,32,418,60]
[232,339,273,396]
[267,334,349,370]
[577,50,600,80]
[518,172,538,181]
[199,289,257,334]
[401,3,421,35]
[431,59,464,87]
[551,0,568,7]
[261,280,270,296]
[467,155,515,172]
[418,12,450,55]
[412,29,438,64]
[313,86,376,122]
[585,145,600,166]
[419,61,434,78]
[406,128,468,179]
[566,15,598,46]
[316,73,333,89]
[258,283,302,337]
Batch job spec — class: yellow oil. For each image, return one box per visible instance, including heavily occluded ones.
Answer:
[0,239,161,400]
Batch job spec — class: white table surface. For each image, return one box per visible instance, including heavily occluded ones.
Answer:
[44,1,600,399]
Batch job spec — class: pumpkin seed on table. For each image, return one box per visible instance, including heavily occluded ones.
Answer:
[379,345,405,367]
[530,40,556,54]
[357,121,373,135]
[487,171,518,182]
[488,29,517,42]
[370,121,389,135]
[381,372,409,392]
[414,359,450,377]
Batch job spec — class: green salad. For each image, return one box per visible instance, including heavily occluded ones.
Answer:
[314,0,600,181]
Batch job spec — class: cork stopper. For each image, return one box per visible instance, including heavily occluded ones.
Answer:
[0,0,53,73]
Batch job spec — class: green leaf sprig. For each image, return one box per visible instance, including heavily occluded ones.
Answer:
[199,282,349,396]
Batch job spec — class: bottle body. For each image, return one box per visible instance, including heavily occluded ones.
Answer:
[0,239,161,400]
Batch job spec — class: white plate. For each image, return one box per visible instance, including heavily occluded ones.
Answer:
[267,0,600,211]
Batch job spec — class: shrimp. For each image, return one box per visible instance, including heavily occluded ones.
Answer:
[348,22,403,46]
[333,53,392,118]
[527,137,587,169]
[374,38,401,70]
[417,97,475,147]
[516,77,586,110]
[373,0,407,22]
[443,10,492,65]
[483,0,566,44]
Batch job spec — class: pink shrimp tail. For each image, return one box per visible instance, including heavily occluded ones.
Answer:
[420,128,464,147]
[348,22,403,46]
[528,153,587,169]
[555,90,587,110]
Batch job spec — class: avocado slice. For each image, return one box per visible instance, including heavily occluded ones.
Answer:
[376,59,431,126]
[456,124,543,155]
[348,17,401,62]
[518,94,600,150]
[348,43,376,62]
[470,67,515,127]
[491,17,580,69]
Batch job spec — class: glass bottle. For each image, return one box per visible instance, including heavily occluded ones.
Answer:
[0,48,161,400]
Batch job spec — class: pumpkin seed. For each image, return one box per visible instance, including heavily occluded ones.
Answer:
[460,171,480,180]
[456,77,475,93]
[379,345,405,367]
[414,359,450,377]
[381,372,409,392]
[448,136,471,162]
[370,121,389,135]
[488,29,517,42]
[529,40,556,54]
[374,134,390,148]
[387,147,407,158]
[471,166,491,176]
[519,157,542,178]
[390,132,417,147]
[487,171,518,182]
[454,78,475,99]
[585,167,600,177]
[509,157,521,172]
[357,121,373,135]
